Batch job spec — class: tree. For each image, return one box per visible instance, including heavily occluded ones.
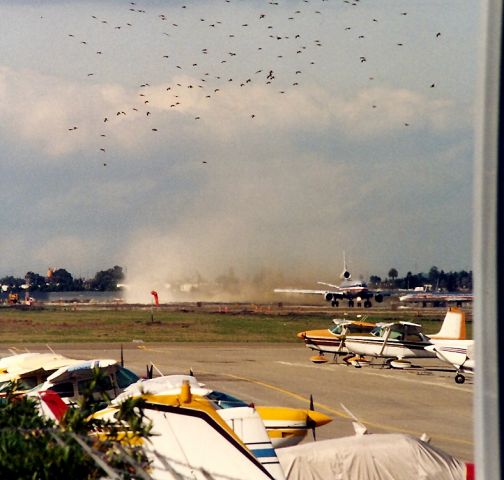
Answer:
[24,272,47,291]
[428,266,440,289]
[49,268,75,291]
[0,377,151,478]
[0,275,25,290]
[369,275,382,287]
[388,268,399,284]
[90,266,125,291]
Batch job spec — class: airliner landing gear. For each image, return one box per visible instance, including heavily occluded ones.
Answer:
[455,373,466,384]
[331,300,339,307]
[348,300,354,307]
[364,300,372,308]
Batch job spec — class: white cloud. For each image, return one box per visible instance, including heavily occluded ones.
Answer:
[0,65,468,165]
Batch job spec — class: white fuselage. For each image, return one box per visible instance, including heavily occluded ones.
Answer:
[344,337,434,360]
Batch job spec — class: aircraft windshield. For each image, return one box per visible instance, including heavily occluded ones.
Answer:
[371,326,384,337]
[0,381,12,393]
[206,390,249,409]
[403,325,427,343]
[347,324,374,334]
[329,324,343,335]
[116,367,140,389]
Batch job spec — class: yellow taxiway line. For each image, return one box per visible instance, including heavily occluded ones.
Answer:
[222,372,474,448]
[135,345,473,447]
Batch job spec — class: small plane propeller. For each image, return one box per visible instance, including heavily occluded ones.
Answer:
[189,368,194,377]
[307,394,317,441]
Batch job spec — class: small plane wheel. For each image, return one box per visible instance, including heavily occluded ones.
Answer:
[455,373,466,384]
[364,300,372,308]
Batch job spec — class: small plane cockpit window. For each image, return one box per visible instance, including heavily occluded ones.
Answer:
[388,325,405,341]
[0,381,12,393]
[77,375,113,395]
[348,324,374,334]
[50,382,75,398]
[403,325,426,343]
[371,326,384,337]
[206,390,249,409]
[330,324,343,335]
[17,376,39,391]
[116,367,140,389]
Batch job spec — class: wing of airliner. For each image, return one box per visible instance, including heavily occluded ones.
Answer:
[274,288,330,295]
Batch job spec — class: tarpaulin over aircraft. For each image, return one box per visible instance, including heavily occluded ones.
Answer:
[276,433,466,480]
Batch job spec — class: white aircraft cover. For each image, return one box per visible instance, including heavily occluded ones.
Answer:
[276,433,466,480]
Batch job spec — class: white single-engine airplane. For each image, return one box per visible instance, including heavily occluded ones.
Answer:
[275,255,387,308]
[424,340,474,384]
[343,307,467,368]
[297,318,376,363]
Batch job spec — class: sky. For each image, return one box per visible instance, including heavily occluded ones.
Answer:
[0,0,479,301]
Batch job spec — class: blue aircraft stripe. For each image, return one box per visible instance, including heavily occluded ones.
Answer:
[252,448,277,458]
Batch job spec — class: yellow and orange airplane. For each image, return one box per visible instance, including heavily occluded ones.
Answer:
[297,318,376,363]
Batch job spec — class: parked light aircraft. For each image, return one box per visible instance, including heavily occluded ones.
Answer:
[39,381,285,480]
[297,318,376,363]
[0,352,80,394]
[111,374,332,448]
[27,359,140,403]
[425,340,474,384]
[275,255,387,308]
[36,375,472,480]
[277,431,471,480]
[343,307,467,367]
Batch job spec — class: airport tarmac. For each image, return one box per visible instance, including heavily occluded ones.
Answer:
[1,342,474,462]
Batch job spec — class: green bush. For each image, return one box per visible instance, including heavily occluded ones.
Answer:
[0,378,151,479]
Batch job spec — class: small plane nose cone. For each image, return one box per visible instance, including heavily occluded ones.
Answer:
[297,331,306,339]
[306,410,332,428]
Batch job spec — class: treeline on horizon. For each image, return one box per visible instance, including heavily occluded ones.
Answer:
[0,266,124,292]
[0,265,472,293]
[369,266,472,292]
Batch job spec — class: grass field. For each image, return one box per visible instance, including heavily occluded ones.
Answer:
[0,306,471,343]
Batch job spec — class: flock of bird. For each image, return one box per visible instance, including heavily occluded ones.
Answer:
[58,0,442,164]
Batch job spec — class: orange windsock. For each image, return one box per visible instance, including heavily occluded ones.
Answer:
[150,290,159,306]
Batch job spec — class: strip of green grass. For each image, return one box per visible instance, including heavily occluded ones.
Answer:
[0,308,471,343]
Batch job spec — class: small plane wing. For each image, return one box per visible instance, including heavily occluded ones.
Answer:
[424,344,452,364]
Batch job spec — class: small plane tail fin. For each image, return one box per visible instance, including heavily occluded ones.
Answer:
[429,307,466,340]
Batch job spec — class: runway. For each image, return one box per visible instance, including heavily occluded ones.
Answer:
[2,341,473,462]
